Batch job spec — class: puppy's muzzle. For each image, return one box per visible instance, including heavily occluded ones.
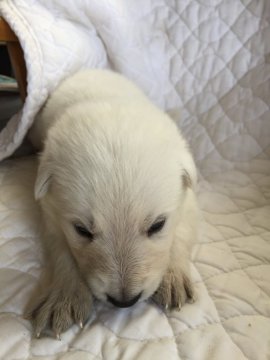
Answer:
[107,292,141,308]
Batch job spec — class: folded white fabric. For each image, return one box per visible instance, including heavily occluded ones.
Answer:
[1,0,269,171]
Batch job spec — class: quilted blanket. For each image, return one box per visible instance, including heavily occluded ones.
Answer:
[0,0,270,359]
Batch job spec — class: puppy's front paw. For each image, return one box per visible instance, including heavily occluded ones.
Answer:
[26,280,93,338]
[152,269,195,311]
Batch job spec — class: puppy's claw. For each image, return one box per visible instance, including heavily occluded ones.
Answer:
[55,333,61,341]
[36,332,40,339]
[79,321,83,329]
[165,303,169,310]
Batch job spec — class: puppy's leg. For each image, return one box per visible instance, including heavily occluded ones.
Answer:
[152,189,198,310]
[152,252,195,310]
[26,231,93,338]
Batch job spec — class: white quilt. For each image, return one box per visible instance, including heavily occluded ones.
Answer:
[0,0,270,359]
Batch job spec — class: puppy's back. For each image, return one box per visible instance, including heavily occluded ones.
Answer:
[29,70,149,149]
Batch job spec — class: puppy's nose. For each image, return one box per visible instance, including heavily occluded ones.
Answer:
[107,292,141,308]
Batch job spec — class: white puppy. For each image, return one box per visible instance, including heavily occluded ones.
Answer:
[28,70,198,338]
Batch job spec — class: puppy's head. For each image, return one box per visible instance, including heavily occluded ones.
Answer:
[35,103,196,307]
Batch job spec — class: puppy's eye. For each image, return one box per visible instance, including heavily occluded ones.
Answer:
[147,218,166,237]
[74,224,94,240]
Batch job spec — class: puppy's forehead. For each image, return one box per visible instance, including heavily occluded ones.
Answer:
[51,106,182,219]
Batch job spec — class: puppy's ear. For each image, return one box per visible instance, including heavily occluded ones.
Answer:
[35,156,52,200]
[182,169,193,188]
[181,150,197,189]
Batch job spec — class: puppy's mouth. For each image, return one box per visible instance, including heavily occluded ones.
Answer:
[106,292,142,308]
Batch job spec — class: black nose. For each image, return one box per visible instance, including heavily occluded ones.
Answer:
[107,292,141,308]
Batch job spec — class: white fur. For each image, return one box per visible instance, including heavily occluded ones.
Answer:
[28,69,198,336]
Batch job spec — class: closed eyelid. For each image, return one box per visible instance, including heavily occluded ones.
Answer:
[142,214,167,231]
[68,216,94,230]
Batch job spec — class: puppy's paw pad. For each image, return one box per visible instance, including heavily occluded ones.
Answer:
[27,281,93,338]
